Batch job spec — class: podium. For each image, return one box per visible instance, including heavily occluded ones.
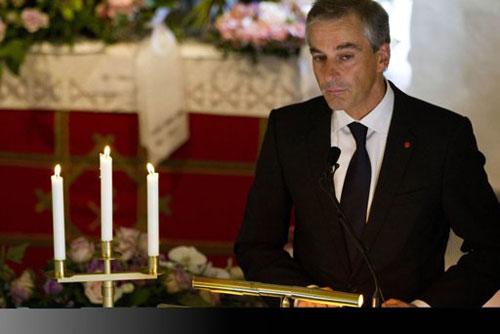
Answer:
[192,276,363,308]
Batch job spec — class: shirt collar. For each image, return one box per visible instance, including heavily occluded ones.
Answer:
[332,80,394,135]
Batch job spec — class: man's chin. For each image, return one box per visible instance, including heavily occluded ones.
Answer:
[322,96,346,111]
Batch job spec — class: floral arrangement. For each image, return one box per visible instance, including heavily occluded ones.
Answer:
[0,227,264,308]
[0,0,179,76]
[211,0,310,59]
[0,1,313,76]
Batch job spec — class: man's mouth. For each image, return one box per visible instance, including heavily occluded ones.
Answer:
[324,88,346,95]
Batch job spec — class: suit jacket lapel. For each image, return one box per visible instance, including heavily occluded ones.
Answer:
[351,85,416,277]
[305,98,351,275]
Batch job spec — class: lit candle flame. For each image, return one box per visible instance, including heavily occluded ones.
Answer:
[104,146,110,157]
[54,164,61,177]
[147,163,155,174]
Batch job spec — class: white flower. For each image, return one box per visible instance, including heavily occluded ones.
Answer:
[159,259,176,269]
[258,2,288,25]
[289,0,314,16]
[118,282,135,294]
[225,258,245,279]
[168,246,207,274]
[203,263,231,279]
[228,266,245,280]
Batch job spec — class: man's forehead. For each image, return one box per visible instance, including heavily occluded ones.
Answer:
[306,16,368,49]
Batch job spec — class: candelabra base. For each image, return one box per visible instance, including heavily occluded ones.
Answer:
[51,243,163,308]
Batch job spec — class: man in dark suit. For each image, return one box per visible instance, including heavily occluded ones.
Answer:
[234,0,500,307]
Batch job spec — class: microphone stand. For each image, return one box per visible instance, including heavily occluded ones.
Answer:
[319,162,384,308]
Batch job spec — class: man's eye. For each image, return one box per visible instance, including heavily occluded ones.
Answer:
[339,54,354,61]
[312,55,325,62]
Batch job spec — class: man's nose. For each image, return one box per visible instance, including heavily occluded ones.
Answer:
[324,60,341,81]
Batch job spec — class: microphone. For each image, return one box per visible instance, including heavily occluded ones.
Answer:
[320,146,384,308]
[327,146,341,173]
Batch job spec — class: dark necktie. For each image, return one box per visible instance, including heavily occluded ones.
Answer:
[340,122,371,241]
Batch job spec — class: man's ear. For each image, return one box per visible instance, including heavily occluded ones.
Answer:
[376,43,391,72]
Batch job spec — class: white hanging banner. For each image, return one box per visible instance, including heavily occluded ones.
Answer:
[136,9,189,164]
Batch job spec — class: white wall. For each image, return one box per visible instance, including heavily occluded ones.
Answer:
[407,0,500,306]
[407,0,500,192]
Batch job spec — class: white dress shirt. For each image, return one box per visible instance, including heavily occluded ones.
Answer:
[330,81,394,220]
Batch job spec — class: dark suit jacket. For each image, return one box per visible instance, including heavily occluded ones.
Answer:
[235,82,500,307]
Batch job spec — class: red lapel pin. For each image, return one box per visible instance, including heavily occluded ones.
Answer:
[404,141,412,149]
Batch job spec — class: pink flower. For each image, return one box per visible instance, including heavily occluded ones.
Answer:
[137,232,148,258]
[105,0,144,19]
[0,19,6,42]
[199,290,220,305]
[114,227,140,261]
[109,0,136,6]
[164,267,191,293]
[288,23,305,39]
[9,270,34,306]
[69,237,95,263]
[84,281,103,304]
[214,1,306,49]
[21,8,49,33]
[269,25,289,42]
[84,281,133,304]
[95,3,108,19]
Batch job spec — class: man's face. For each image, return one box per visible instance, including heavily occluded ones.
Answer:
[307,14,390,118]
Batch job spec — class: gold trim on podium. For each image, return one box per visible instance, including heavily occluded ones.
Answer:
[192,276,363,308]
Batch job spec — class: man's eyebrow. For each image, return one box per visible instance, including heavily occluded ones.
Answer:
[336,42,362,51]
[309,43,362,54]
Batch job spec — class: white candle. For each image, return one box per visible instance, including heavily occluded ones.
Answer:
[100,146,113,241]
[147,163,159,256]
[51,164,66,260]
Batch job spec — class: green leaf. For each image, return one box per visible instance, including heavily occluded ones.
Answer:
[0,39,30,75]
[6,243,30,264]
[0,263,15,282]
[61,7,75,21]
[73,0,83,11]
[178,292,212,307]
[130,288,151,306]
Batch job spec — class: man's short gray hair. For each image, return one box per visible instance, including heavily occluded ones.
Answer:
[306,0,390,51]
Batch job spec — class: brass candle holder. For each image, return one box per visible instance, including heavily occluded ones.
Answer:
[53,241,161,308]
